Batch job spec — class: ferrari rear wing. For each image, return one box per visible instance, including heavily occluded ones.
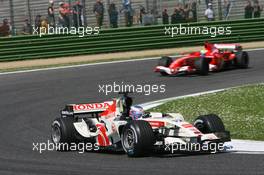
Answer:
[214,44,242,51]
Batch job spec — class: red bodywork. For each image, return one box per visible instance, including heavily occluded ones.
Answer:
[155,43,241,75]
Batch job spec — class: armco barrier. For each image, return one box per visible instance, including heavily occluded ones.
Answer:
[0,18,264,62]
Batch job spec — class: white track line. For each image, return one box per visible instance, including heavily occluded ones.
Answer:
[139,84,264,154]
[0,57,160,75]
[224,140,264,154]
[140,83,264,109]
[140,88,229,110]
[0,48,263,75]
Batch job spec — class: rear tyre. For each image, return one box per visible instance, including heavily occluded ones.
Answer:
[121,120,155,157]
[158,56,172,76]
[195,57,209,75]
[235,51,249,68]
[51,117,77,151]
[194,114,225,133]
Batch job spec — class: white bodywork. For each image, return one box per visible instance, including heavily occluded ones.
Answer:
[70,99,222,147]
[155,66,173,75]
[214,44,238,50]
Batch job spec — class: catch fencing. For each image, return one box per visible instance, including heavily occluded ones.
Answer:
[1,0,264,35]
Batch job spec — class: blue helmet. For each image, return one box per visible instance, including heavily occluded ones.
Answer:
[130,106,144,120]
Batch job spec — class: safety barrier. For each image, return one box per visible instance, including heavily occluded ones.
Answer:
[1,18,264,62]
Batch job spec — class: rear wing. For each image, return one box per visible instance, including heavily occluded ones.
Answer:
[214,44,242,51]
[61,101,114,115]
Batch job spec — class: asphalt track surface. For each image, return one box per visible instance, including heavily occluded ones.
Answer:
[0,50,264,175]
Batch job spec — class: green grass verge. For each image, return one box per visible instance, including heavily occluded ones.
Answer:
[150,84,264,141]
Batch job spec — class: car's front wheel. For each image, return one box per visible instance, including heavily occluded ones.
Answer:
[194,114,225,133]
[121,120,155,157]
[158,56,172,76]
[194,57,209,75]
[194,114,229,153]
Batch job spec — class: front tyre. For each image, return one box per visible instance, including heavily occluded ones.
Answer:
[121,120,155,157]
[194,114,225,133]
[158,56,172,67]
[194,114,229,153]
[195,57,209,75]
[158,56,172,76]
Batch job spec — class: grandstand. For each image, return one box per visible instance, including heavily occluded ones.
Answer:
[197,0,264,21]
[0,0,263,35]
[0,0,147,33]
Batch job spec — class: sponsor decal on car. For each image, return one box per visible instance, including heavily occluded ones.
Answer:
[73,101,113,112]
[96,123,111,146]
[147,121,165,128]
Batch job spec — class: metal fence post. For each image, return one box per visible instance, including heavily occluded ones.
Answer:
[26,0,32,33]
[68,0,73,27]
[218,0,223,20]
[146,0,149,12]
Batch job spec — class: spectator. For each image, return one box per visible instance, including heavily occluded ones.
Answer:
[58,2,65,27]
[0,19,10,37]
[108,2,118,28]
[35,15,41,33]
[143,9,155,26]
[73,0,83,28]
[183,4,190,22]
[139,5,146,25]
[171,8,183,24]
[253,0,263,18]
[223,0,231,19]
[179,4,186,23]
[63,3,71,28]
[204,3,214,21]
[245,0,254,19]
[187,4,195,22]
[171,9,177,24]
[205,0,212,8]
[93,0,104,28]
[162,9,169,24]
[40,17,49,34]
[47,0,55,27]
[190,0,197,22]
[58,2,70,28]
[122,0,133,27]
[22,19,31,35]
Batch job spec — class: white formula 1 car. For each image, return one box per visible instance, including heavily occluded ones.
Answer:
[51,92,230,157]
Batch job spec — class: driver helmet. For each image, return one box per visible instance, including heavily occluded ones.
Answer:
[130,106,144,120]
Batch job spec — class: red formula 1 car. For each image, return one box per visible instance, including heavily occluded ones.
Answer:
[155,42,249,76]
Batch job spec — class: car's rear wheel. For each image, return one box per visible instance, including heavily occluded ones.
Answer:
[51,117,77,151]
[121,120,155,157]
[158,56,172,76]
[235,51,249,68]
[194,57,209,75]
